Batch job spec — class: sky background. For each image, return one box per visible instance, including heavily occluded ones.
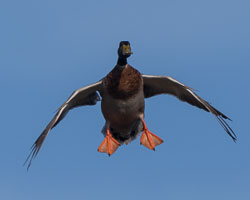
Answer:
[1,0,250,199]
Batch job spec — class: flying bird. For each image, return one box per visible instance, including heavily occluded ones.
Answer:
[25,41,236,169]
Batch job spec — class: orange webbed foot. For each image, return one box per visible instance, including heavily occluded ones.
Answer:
[140,120,163,150]
[98,128,120,156]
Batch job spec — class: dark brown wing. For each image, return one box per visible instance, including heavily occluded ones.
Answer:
[142,75,236,141]
[24,81,103,169]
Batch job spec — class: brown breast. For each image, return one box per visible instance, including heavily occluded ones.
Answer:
[104,64,143,100]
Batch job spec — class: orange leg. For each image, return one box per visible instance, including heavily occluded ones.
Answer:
[98,128,120,156]
[140,119,163,150]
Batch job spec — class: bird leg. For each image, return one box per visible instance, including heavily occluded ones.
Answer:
[98,127,120,156]
[140,119,163,150]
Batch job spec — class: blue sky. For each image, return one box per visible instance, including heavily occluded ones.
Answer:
[1,0,250,199]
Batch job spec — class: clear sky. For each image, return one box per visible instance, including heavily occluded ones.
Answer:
[1,0,250,199]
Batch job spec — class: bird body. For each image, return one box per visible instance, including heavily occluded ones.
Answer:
[101,64,145,143]
[25,41,236,169]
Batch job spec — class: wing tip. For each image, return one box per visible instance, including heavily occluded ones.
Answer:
[231,133,237,143]
[23,129,49,170]
[23,143,40,171]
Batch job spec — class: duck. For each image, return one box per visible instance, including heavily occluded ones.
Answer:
[25,41,236,169]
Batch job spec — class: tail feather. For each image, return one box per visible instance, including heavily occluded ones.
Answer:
[101,119,143,144]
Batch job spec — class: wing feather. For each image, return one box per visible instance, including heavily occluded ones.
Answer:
[142,75,236,141]
[24,81,103,169]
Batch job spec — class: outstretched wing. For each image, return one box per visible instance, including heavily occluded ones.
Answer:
[25,80,103,169]
[142,75,236,141]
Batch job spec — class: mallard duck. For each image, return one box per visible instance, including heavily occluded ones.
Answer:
[25,41,236,169]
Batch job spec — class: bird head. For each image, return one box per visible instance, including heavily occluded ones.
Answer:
[118,41,133,58]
